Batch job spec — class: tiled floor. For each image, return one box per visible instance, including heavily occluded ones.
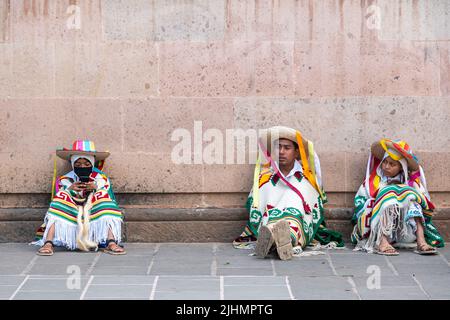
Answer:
[1,243,449,300]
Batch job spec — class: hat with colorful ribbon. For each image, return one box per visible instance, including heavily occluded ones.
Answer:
[254,126,325,206]
[56,140,110,161]
[371,139,419,172]
[259,126,310,160]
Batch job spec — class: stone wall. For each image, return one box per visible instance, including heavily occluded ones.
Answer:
[0,0,449,241]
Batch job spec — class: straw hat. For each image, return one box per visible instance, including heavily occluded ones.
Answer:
[371,139,419,171]
[259,126,309,159]
[56,140,110,161]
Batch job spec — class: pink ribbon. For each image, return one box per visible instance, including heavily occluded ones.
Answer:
[408,171,421,187]
[258,139,311,215]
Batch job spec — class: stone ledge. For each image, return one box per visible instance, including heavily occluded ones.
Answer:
[1,207,450,221]
[1,207,449,242]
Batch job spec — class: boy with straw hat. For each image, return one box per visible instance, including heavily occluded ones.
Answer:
[351,139,444,255]
[233,126,344,260]
[33,140,125,256]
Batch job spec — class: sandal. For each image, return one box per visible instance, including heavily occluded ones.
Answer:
[414,243,437,255]
[376,243,399,256]
[37,240,54,256]
[101,239,126,255]
[272,220,293,261]
[234,235,257,243]
[254,225,274,258]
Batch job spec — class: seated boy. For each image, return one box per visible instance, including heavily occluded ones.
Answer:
[351,139,444,255]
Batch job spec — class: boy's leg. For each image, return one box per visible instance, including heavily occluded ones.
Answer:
[37,224,55,255]
[414,217,436,254]
[377,234,399,255]
[272,220,293,261]
[105,228,125,253]
[255,224,275,258]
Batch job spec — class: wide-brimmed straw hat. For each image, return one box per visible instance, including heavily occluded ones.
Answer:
[56,140,110,161]
[371,138,419,171]
[259,126,310,159]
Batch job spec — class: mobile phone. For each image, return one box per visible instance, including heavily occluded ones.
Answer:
[79,176,90,183]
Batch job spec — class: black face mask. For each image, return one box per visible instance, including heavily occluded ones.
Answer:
[74,167,93,182]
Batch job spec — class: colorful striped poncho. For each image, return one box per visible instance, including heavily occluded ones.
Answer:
[235,138,344,250]
[351,155,444,251]
[33,167,123,250]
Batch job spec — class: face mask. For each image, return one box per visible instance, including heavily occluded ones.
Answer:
[74,166,93,182]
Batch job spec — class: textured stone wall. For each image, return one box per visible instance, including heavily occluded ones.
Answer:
[0,1,449,241]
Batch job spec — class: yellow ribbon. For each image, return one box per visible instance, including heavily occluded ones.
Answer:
[307,141,324,199]
[308,141,316,181]
[252,153,261,209]
[296,131,319,192]
[50,153,57,201]
[380,139,402,161]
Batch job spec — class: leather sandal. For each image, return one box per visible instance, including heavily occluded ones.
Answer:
[37,240,54,256]
[101,239,126,255]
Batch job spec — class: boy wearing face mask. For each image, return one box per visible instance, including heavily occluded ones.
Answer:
[33,140,126,256]
[351,139,444,256]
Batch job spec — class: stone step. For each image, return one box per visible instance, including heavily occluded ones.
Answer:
[1,207,449,243]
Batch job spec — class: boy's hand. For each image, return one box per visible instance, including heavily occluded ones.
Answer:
[68,182,86,192]
[84,182,96,191]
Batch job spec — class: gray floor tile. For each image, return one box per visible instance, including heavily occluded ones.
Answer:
[91,275,156,285]
[0,266,31,275]
[224,286,291,300]
[26,263,92,276]
[288,276,358,300]
[13,290,82,300]
[224,276,286,286]
[413,274,450,299]
[0,275,26,286]
[1,242,449,300]
[95,255,152,267]
[351,275,417,288]
[223,276,291,300]
[154,277,220,300]
[356,286,428,300]
[0,255,37,265]
[273,259,334,276]
[0,243,37,253]
[388,262,450,276]
[84,284,153,299]
[438,247,450,262]
[149,261,212,276]
[330,254,396,277]
[21,277,90,291]
[217,266,274,276]
[0,286,19,299]
[157,243,214,257]
[91,266,149,275]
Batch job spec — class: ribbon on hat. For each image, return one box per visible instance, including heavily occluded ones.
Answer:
[50,154,57,201]
[296,131,320,194]
[258,139,312,215]
[251,153,262,209]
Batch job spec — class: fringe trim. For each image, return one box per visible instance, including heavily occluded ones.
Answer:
[360,205,400,253]
[31,216,78,250]
[355,203,422,253]
[31,212,123,251]
[76,194,98,252]
[88,216,123,245]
